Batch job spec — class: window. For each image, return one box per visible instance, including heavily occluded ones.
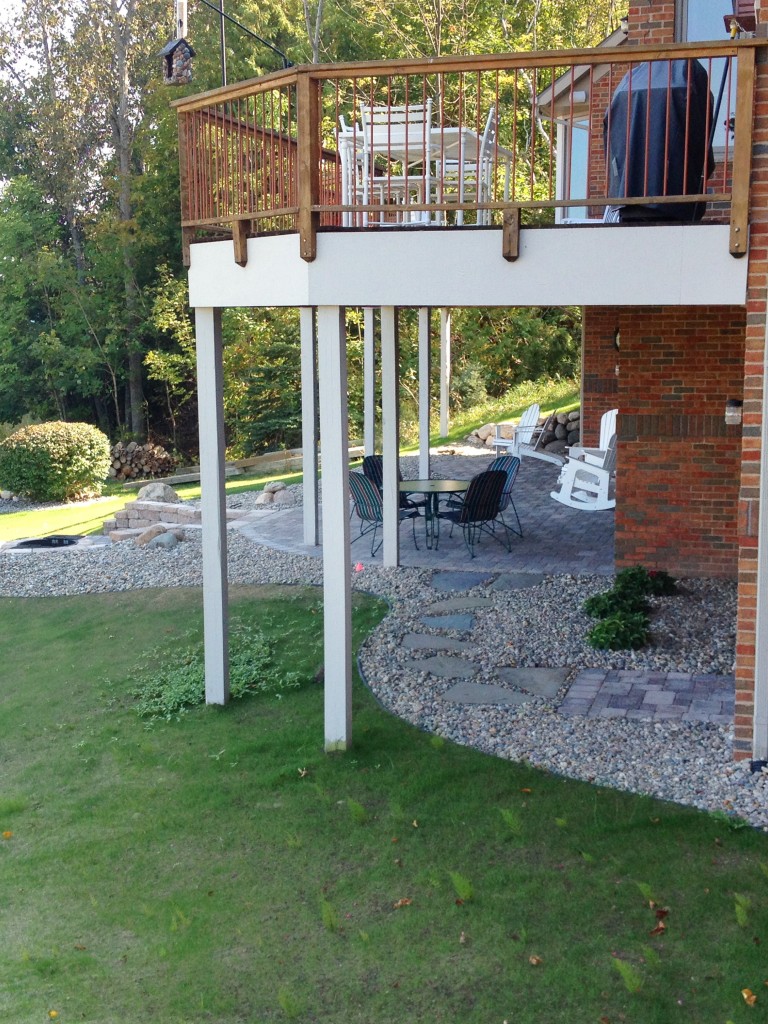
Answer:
[678,0,741,150]
[556,120,590,223]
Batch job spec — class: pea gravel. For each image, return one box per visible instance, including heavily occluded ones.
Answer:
[1,521,766,830]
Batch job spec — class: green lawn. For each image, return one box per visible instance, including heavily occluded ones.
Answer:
[1,587,767,1024]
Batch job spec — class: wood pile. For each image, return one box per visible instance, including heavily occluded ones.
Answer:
[108,441,176,480]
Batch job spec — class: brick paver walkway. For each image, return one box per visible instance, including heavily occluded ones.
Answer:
[559,668,734,725]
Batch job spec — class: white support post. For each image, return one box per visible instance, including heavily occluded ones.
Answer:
[380,306,400,568]
[194,307,229,705]
[418,307,431,479]
[439,307,452,438]
[300,306,319,547]
[363,307,376,456]
[317,306,353,751]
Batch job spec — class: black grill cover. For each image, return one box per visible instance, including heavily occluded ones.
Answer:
[604,59,715,223]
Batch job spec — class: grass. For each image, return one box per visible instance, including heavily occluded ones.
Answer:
[2,586,768,1023]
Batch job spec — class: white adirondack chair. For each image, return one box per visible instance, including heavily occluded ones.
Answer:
[493,403,540,456]
[494,404,566,465]
[550,434,617,511]
[568,408,618,466]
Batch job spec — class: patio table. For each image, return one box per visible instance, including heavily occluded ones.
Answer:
[339,125,514,225]
[399,478,470,549]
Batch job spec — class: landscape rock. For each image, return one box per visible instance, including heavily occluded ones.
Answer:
[255,491,274,505]
[137,482,181,504]
[147,531,179,550]
[135,523,167,547]
[264,480,287,493]
[475,423,496,442]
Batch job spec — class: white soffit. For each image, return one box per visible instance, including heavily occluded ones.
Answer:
[187,225,747,309]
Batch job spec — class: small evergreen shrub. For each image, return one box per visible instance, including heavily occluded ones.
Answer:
[0,421,111,502]
[583,590,649,620]
[587,612,650,651]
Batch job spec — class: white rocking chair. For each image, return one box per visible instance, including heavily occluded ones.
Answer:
[550,435,617,511]
[567,408,618,466]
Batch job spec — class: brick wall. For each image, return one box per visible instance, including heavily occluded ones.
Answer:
[583,305,745,579]
[626,1,676,44]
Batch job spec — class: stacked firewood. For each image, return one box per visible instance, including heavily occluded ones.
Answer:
[108,441,176,480]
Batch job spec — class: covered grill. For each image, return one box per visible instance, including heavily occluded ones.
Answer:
[604,59,716,223]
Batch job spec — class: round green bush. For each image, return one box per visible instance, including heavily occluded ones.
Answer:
[0,421,112,502]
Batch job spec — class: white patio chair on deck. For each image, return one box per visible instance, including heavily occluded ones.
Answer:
[359,100,434,224]
[436,105,498,225]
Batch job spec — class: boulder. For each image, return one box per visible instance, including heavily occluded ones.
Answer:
[147,531,179,550]
[135,523,167,547]
[0,490,12,500]
[136,482,181,504]
[475,423,496,442]
[264,480,287,493]
[255,491,274,505]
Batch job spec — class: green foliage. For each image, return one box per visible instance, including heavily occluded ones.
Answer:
[347,798,369,825]
[583,565,679,650]
[734,893,751,928]
[612,957,644,994]
[0,414,40,443]
[587,612,650,652]
[583,590,649,620]
[320,898,340,933]
[448,871,474,902]
[132,623,302,721]
[615,566,679,599]
[0,421,110,501]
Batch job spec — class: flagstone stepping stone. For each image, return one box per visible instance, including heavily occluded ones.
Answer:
[488,572,545,592]
[442,681,533,706]
[430,570,495,592]
[496,667,570,698]
[426,597,494,613]
[401,634,475,653]
[420,614,475,631]
[404,655,478,679]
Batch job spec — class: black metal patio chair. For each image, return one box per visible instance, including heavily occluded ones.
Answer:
[439,469,510,558]
[349,471,420,556]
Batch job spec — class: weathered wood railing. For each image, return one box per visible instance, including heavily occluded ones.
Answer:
[172,39,764,265]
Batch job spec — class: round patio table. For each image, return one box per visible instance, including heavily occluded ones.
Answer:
[399,478,470,549]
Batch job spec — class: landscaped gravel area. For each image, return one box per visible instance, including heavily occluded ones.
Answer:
[1,518,766,829]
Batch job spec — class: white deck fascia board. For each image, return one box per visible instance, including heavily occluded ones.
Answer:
[187,225,747,309]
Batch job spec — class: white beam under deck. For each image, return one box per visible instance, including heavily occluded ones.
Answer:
[380,307,400,569]
[317,306,353,751]
[187,225,747,310]
[194,307,229,705]
[300,307,319,548]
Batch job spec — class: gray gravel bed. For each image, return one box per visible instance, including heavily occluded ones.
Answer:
[1,522,765,829]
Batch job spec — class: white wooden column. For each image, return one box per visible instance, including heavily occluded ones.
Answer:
[439,307,452,438]
[317,306,353,751]
[363,307,376,456]
[418,306,431,479]
[380,306,400,567]
[194,307,229,705]
[300,306,319,547]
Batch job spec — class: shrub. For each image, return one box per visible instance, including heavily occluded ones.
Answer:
[583,590,649,619]
[0,421,111,502]
[587,612,650,651]
[614,565,678,599]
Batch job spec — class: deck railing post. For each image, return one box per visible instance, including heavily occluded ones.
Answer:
[730,47,756,258]
[178,112,193,267]
[297,71,320,262]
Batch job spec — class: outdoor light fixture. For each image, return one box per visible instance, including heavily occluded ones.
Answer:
[620,15,629,35]
[725,398,743,425]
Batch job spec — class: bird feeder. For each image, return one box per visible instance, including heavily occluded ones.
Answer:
[159,38,196,86]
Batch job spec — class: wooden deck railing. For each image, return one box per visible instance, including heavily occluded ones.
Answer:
[172,39,764,265]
